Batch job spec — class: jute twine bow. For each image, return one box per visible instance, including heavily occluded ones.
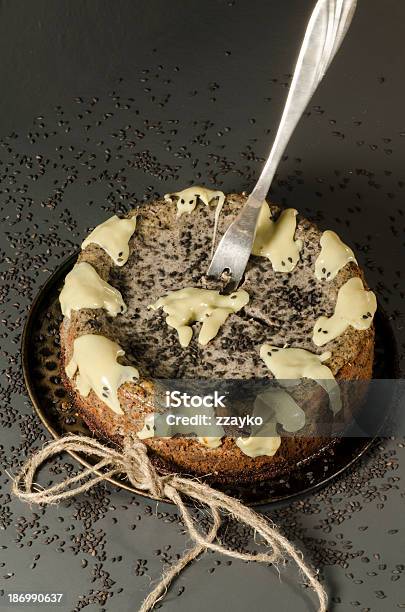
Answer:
[12,434,327,612]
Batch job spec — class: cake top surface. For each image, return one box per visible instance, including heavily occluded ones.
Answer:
[70,192,370,379]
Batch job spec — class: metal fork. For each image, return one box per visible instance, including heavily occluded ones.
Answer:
[207,0,357,290]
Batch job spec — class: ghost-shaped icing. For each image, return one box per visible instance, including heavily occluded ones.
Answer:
[315,230,357,281]
[137,408,224,445]
[313,277,377,347]
[164,186,225,217]
[252,203,303,272]
[164,186,225,254]
[149,287,249,347]
[236,388,306,458]
[82,215,137,266]
[260,344,341,414]
[65,334,139,414]
[59,262,126,318]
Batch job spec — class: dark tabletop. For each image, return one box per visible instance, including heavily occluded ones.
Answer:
[0,1,404,611]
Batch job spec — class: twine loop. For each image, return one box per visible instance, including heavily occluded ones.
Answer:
[12,434,327,612]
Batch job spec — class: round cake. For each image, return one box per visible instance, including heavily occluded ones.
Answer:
[59,188,376,484]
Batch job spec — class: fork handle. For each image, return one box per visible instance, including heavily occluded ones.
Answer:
[250,0,357,206]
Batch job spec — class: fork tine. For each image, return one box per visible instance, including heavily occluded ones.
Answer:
[207,229,252,287]
[206,231,237,279]
[207,192,263,286]
[226,251,251,288]
[206,249,232,278]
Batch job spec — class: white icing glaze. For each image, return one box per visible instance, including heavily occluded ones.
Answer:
[149,287,249,347]
[198,436,223,449]
[260,345,332,379]
[236,434,281,458]
[313,277,377,347]
[81,215,137,266]
[315,230,357,281]
[137,411,224,446]
[137,414,157,439]
[164,186,225,255]
[255,388,306,433]
[65,335,139,415]
[252,202,303,272]
[59,262,126,318]
[164,186,225,217]
[260,345,341,414]
[236,388,305,458]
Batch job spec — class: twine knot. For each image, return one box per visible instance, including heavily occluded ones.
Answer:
[12,434,327,612]
[123,439,168,498]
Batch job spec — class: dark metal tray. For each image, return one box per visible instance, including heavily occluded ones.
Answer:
[22,253,398,506]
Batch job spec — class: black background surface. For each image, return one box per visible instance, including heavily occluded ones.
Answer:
[0,1,404,611]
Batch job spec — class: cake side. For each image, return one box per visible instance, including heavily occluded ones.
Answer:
[60,334,374,483]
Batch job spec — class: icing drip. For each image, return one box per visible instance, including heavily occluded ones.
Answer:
[82,215,137,266]
[137,414,156,439]
[137,412,224,446]
[252,202,303,272]
[164,186,225,254]
[198,436,223,449]
[165,186,225,217]
[313,277,377,347]
[236,433,281,458]
[59,262,126,318]
[65,335,139,415]
[255,388,306,432]
[260,345,341,414]
[236,388,305,458]
[149,287,249,347]
[315,230,357,281]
